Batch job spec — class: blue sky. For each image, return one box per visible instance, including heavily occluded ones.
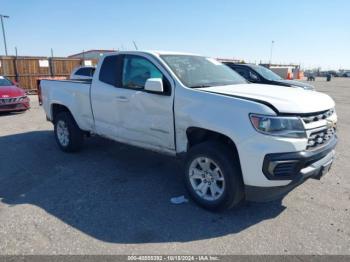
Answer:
[1,0,349,69]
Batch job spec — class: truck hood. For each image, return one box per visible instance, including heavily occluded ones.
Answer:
[274,79,315,90]
[199,83,335,114]
[0,85,26,97]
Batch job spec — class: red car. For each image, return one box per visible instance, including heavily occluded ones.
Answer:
[0,76,30,112]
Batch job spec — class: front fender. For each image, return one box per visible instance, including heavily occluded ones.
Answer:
[174,86,276,153]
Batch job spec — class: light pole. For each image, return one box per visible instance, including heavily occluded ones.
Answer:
[0,14,9,56]
[269,40,275,65]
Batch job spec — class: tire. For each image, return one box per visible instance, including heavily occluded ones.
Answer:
[54,111,84,152]
[184,141,244,211]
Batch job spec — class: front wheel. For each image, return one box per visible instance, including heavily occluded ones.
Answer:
[184,141,244,211]
[54,111,84,152]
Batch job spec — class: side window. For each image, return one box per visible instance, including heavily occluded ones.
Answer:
[122,56,164,90]
[248,70,260,82]
[86,68,95,76]
[75,68,84,76]
[99,55,120,85]
[233,67,249,79]
[76,67,94,76]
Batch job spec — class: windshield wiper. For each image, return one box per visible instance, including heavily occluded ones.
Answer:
[189,84,212,88]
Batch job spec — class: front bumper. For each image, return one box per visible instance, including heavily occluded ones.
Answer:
[245,136,337,202]
[0,100,30,112]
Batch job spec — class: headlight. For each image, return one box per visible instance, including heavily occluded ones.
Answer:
[249,114,306,138]
[19,96,28,101]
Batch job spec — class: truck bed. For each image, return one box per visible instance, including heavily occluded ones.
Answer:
[40,79,94,132]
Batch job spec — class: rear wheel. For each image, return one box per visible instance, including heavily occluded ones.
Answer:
[54,111,84,152]
[185,141,244,211]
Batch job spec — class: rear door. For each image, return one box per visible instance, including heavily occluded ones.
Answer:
[90,55,123,139]
[114,54,175,153]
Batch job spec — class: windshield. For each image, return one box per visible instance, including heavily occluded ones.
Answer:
[160,55,247,88]
[251,65,282,81]
[0,76,13,87]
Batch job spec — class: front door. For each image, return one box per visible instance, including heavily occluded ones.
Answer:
[113,54,175,153]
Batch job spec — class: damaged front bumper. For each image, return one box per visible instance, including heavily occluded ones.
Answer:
[0,98,30,112]
[245,136,337,202]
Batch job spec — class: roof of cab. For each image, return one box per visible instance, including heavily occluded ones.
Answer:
[103,50,201,57]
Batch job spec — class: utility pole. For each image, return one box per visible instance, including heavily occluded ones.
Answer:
[0,14,9,56]
[50,48,54,77]
[269,40,275,66]
[13,46,18,82]
[82,49,85,66]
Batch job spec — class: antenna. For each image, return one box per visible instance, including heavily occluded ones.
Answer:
[133,41,138,50]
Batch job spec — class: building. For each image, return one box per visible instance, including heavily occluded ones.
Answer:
[261,63,303,79]
[68,50,115,60]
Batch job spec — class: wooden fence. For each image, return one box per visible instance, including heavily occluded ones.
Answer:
[0,56,98,93]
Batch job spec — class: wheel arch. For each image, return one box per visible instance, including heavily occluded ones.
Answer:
[186,127,243,175]
[51,103,73,123]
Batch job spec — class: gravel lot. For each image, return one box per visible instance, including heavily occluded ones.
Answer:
[0,77,349,255]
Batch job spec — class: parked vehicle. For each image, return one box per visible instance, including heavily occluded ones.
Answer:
[307,74,316,81]
[328,71,339,77]
[224,63,315,90]
[70,66,95,80]
[0,76,30,113]
[327,74,332,82]
[40,51,337,211]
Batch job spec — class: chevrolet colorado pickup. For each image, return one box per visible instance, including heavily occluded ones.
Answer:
[40,51,337,211]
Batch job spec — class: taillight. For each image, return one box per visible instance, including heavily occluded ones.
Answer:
[37,79,43,106]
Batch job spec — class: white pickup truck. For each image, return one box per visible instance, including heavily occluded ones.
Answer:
[40,51,337,210]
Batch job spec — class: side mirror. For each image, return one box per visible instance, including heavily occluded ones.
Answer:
[13,81,19,87]
[144,78,164,93]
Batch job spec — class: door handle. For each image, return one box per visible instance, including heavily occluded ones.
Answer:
[115,96,129,102]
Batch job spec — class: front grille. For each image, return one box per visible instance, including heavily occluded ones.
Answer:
[301,109,335,124]
[307,127,336,150]
[0,97,21,104]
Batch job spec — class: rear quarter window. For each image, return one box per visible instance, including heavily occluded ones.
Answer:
[99,56,121,86]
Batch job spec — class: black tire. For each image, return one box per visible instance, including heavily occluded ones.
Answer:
[54,111,84,152]
[184,141,244,211]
